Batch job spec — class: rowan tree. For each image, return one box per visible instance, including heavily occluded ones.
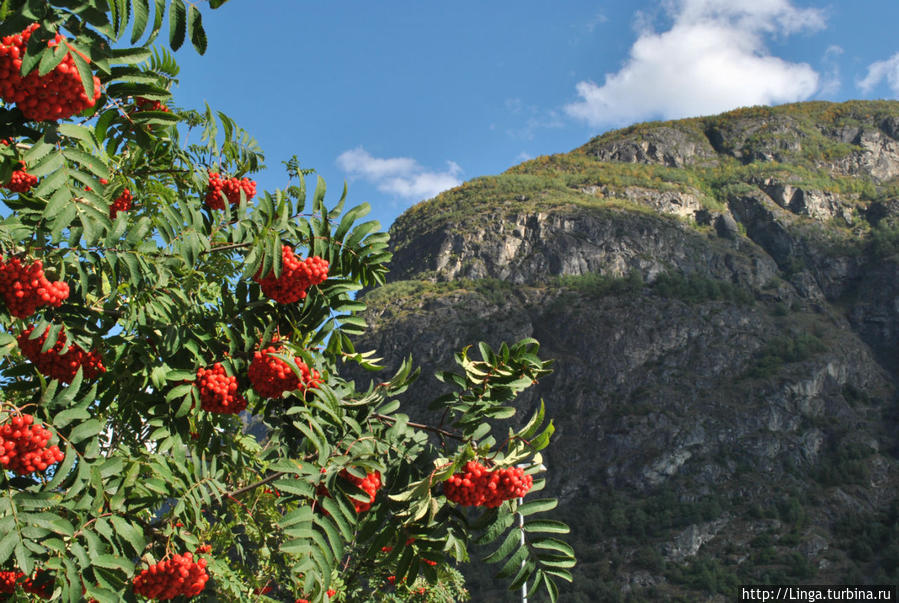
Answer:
[0,2,575,601]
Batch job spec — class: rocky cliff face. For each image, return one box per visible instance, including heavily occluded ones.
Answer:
[350,101,899,601]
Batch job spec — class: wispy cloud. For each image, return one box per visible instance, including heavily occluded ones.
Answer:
[819,45,843,96]
[336,147,462,201]
[585,11,609,32]
[505,98,565,140]
[565,0,825,127]
[858,51,899,96]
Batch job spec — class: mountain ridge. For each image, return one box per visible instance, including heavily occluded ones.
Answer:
[350,100,899,601]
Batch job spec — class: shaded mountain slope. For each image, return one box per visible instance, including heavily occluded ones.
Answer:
[349,100,899,601]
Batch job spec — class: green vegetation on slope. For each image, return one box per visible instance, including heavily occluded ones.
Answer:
[390,100,899,264]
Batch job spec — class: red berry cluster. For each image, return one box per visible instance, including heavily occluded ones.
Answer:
[21,571,51,599]
[195,363,247,414]
[3,162,38,193]
[0,24,102,122]
[0,570,19,593]
[0,414,64,475]
[109,188,132,219]
[339,469,382,513]
[135,97,169,113]
[248,345,321,398]
[87,178,133,219]
[204,172,256,210]
[132,553,209,600]
[443,461,533,508]
[254,245,329,304]
[0,257,69,318]
[17,325,106,383]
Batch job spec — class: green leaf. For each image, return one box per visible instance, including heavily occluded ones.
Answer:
[110,516,145,555]
[57,124,100,148]
[37,43,67,77]
[532,537,575,558]
[0,530,17,566]
[278,506,313,529]
[92,554,134,573]
[530,421,555,451]
[535,553,576,569]
[517,498,557,517]
[27,149,65,178]
[94,109,117,143]
[169,0,187,51]
[272,478,314,499]
[497,545,530,579]
[543,568,574,582]
[518,400,546,440]
[544,573,560,602]
[187,5,207,54]
[29,513,74,537]
[131,0,151,43]
[69,44,95,103]
[523,519,570,535]
[14,542,31,576]
[46,446,76,489]
[109,46,152,65]
[344,220,379,250]
[63,148,108,179]
[105,0,120,37]
[105,82,170,100]
[483,527,520,565]
[68,419,102,444]
[0,332,15,357]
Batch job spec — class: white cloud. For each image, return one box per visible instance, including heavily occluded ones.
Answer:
[565,0,824,127]
[819,45,843,96]
[337,147,462,201]
[858,52,899,96]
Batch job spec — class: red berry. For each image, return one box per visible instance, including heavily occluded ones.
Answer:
[0,414,65,476]
[0,571,22,593]
[17,324,105,383]
[253,245,329,304]
[443,461,533,508]
[204,171,256,210]
[3,161,38,192]
[0,257,69,318]
[109,188,133,219]
[133,553,209,600]
[195,362,247,414]
[248,343,321,399]
[0,24,101,122]
[339,469,382,513]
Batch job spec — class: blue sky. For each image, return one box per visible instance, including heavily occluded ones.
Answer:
[169,0,899,233]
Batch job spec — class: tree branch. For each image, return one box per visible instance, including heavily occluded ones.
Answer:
[373,413,466,441]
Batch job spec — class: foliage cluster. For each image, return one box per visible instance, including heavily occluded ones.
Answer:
[0,2,575,602]
[833,501,899,583]
[870,220,899,258]
[361,278,519,318]
[744,332,827,379]
[551,270,643,299]
[650,272,754,305]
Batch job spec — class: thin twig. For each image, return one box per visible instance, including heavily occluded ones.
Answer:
[373,413,465,441]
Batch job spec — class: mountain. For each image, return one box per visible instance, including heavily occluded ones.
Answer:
[349,100,899,601]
